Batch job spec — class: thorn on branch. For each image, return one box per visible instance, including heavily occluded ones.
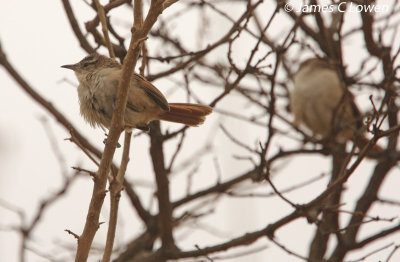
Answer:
[194,244,214,261]
[72,166,98,179]
[65,229,80,240]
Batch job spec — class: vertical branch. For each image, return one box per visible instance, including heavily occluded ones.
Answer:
[134,0,144,26]
[75,0,174,260]
[308,144,346,260]
[74,133,120,262]
[101,7,144,261]
[102,131,132,262]
[149,122,176,252]
[94,0,115,58]
[330,157,397,261]
[75,3,144,262]
[134,0,145,74]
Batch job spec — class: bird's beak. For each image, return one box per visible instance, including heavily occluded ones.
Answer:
[61,64,77,70]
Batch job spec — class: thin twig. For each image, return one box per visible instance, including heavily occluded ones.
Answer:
[102,131,132,262]
[94,0,115,58]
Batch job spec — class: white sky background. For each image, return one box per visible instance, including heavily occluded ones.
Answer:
[0,0,399,262]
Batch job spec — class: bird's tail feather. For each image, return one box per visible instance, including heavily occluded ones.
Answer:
[158,103,212,126]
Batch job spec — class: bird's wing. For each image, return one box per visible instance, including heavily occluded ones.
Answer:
[133,74,170,111]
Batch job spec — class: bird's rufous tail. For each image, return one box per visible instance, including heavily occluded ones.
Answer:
[158,103,213,126]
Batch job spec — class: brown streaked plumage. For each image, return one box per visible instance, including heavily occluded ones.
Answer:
[62,53,212,130]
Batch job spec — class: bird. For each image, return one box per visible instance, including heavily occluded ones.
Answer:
[290,57,382,154]
[61,53,212,131]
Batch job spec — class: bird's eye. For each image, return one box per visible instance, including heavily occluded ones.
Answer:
[82,62,91,68]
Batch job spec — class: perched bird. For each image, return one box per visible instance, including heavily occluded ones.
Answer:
[62,53,212,131]
[290,58,381,153]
